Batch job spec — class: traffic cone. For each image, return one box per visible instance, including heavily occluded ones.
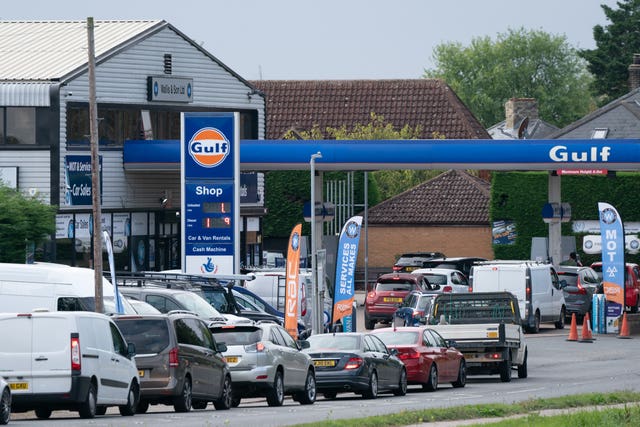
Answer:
[618,312,632,339]
[566,313,578,342]
[579,313,594,343]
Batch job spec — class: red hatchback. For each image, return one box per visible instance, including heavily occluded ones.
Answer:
[364,273,432,330]
[371,326,466,391]
[590,262,640,312]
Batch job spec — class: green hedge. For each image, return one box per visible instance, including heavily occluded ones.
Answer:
[490,172,640,265]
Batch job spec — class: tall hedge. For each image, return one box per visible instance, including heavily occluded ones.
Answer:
[491,172,640,265]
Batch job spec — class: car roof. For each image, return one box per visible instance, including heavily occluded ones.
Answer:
[377,272,421,281]
[411,268,464,275]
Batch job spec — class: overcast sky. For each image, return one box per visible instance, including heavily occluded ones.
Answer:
[2,0,620,80]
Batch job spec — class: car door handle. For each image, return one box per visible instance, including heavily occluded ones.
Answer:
[111,358,120,363]
[34,356,48,361]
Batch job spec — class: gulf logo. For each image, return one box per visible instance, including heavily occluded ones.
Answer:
[188,127,230,168]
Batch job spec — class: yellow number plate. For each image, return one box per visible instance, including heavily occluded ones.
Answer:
[9,382,28,390]
[383,297,403,303]
[225,356,239,363]
[138,370,145,377]
[313,360,336,367]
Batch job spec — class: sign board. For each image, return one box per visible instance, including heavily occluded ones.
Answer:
[147,76,193,103]
[181,112,239,275]
[64,155,102,206]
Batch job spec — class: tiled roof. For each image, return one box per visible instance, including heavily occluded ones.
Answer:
[251,79,490,140]
[366,170,490,225]
[0,20,164,81]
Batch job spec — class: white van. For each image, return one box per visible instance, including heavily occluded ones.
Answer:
[0,311,140,419]
[0,263,135,314]
[469,261,566,333]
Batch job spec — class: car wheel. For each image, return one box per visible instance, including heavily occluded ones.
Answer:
[35,408,52,420]
[527,311,541,334]
[137,400,150,414]
[362,371,378,399]
[518,349,528,379]
[95,406,107,416]
[296,370,317,405]
[500,352,512,383]
[192,400,208,410]
[0,387,10,425]
[213,375,233,410]
[323,392,338,400]
[452,360,466,388]
[119,381,139,416]
[422,364,438,392]
[173,377,192,413]
[78,382,97,419]
[393,368,408,396]
[364,312,375,330]
[555,307,566,329]
[266,371,285,407]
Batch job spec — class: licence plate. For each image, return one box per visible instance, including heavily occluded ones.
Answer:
[313,359,336,367]
[383,297,403,303]
[138,370,145,377]
[9,382,28,390]
[225,356,239,363]
[404,267,417,272]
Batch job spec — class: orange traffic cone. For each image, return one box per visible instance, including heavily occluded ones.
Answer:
[579,313,594,342]
[566,313,578,342]
[618,312,632,339]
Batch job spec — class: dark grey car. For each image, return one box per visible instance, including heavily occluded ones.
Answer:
[556,266,602,320]
[114,312,233,413]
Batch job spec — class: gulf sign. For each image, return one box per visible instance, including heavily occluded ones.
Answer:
[188,128,230,168]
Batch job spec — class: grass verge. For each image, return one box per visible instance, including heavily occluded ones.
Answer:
[294,390,640,427]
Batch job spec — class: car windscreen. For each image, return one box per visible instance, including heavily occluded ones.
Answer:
[307,334,360,351]
[375,281,415,292]
[115,318,170,354]
[58,295,136,315]
[374,330,419,346]
[211,327,263,345]
[423,274,447,285]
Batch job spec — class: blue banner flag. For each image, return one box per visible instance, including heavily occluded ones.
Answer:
[598,202,625,333]
[332,216,363,332]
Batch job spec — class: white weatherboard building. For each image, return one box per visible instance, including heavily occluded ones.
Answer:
[0,20,266,270]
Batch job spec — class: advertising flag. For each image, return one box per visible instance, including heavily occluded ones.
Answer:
[285,224,302,339]
[103,231,124,314]
[598,202,625,333]
[332,216,363,332]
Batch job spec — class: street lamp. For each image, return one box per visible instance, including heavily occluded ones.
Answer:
[310,151,322,335]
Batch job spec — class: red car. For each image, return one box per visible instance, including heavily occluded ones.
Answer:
[371,326,466,391]
[364,273,433,330]
[590,262,640,312]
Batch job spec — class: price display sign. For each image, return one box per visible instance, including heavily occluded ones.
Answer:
[181,113,239,275]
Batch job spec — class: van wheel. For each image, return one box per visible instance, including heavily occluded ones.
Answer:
[96,406,107,416]
[555,307,566,329]
[35,408,52,419]
[526,311,540,334]
[0,387,10,425]
[213,375,233,410]
[173,378,192,412]
[119,381,139,416]
[137,400,149,414]
[78,383,97,419]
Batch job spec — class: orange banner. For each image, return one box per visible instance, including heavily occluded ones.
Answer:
[285,224,302,339]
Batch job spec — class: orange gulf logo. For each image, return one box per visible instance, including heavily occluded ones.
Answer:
[188,128,230,168]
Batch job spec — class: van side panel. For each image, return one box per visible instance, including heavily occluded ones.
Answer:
[32,316,72,394]
[0,316,34,392]
[472,267,527,320]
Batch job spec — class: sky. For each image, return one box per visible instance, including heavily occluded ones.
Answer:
[1,0,621,81]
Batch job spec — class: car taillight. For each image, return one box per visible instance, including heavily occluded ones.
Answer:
[468,286,473,292]
[367,291,376,299]
[169,347,179,367]
[397,349,420,360]
[442,285,453,293]
[392,266,402,272]
[526,286,531,297]
[572,283,587,295]
[345,357,363,370]
[71,336,81,372]
[245,342,266,353]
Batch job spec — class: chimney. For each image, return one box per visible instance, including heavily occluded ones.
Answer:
[505,98,538,129]
[629,53,640,90]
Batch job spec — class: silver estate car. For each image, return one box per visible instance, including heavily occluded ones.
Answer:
[210,323,316,407]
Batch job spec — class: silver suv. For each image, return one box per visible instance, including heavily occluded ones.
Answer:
[210,323,316,407]
[114,312,233,413]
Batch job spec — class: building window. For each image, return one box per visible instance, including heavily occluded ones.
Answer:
[591,128,609,139]
[0,107,36,144]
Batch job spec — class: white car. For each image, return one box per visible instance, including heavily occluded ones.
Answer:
[411,268,471,293]
[0,377,10,425]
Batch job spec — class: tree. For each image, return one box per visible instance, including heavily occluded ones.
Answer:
[424,28,595,128]
[0,185,56,263]
[263,113,430,241]
[579,0,640,105]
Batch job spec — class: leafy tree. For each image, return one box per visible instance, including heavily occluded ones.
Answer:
[264,113,429,240]
[579,0,640,105]
[424,28,595,128]
[0,185,56,262]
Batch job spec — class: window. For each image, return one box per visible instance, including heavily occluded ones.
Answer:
[274,326,297,349]
[591,128,609,139]
[1,107,36,144]
[110,322,129,357]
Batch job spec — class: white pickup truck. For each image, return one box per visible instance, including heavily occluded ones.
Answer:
[427,292,528,382]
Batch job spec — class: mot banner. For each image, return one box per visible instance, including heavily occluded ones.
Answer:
[285,223,302,339]
[332,216,363,332]
[598,202,625,333]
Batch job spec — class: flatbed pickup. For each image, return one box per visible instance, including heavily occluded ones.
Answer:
[426,292,528,383]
